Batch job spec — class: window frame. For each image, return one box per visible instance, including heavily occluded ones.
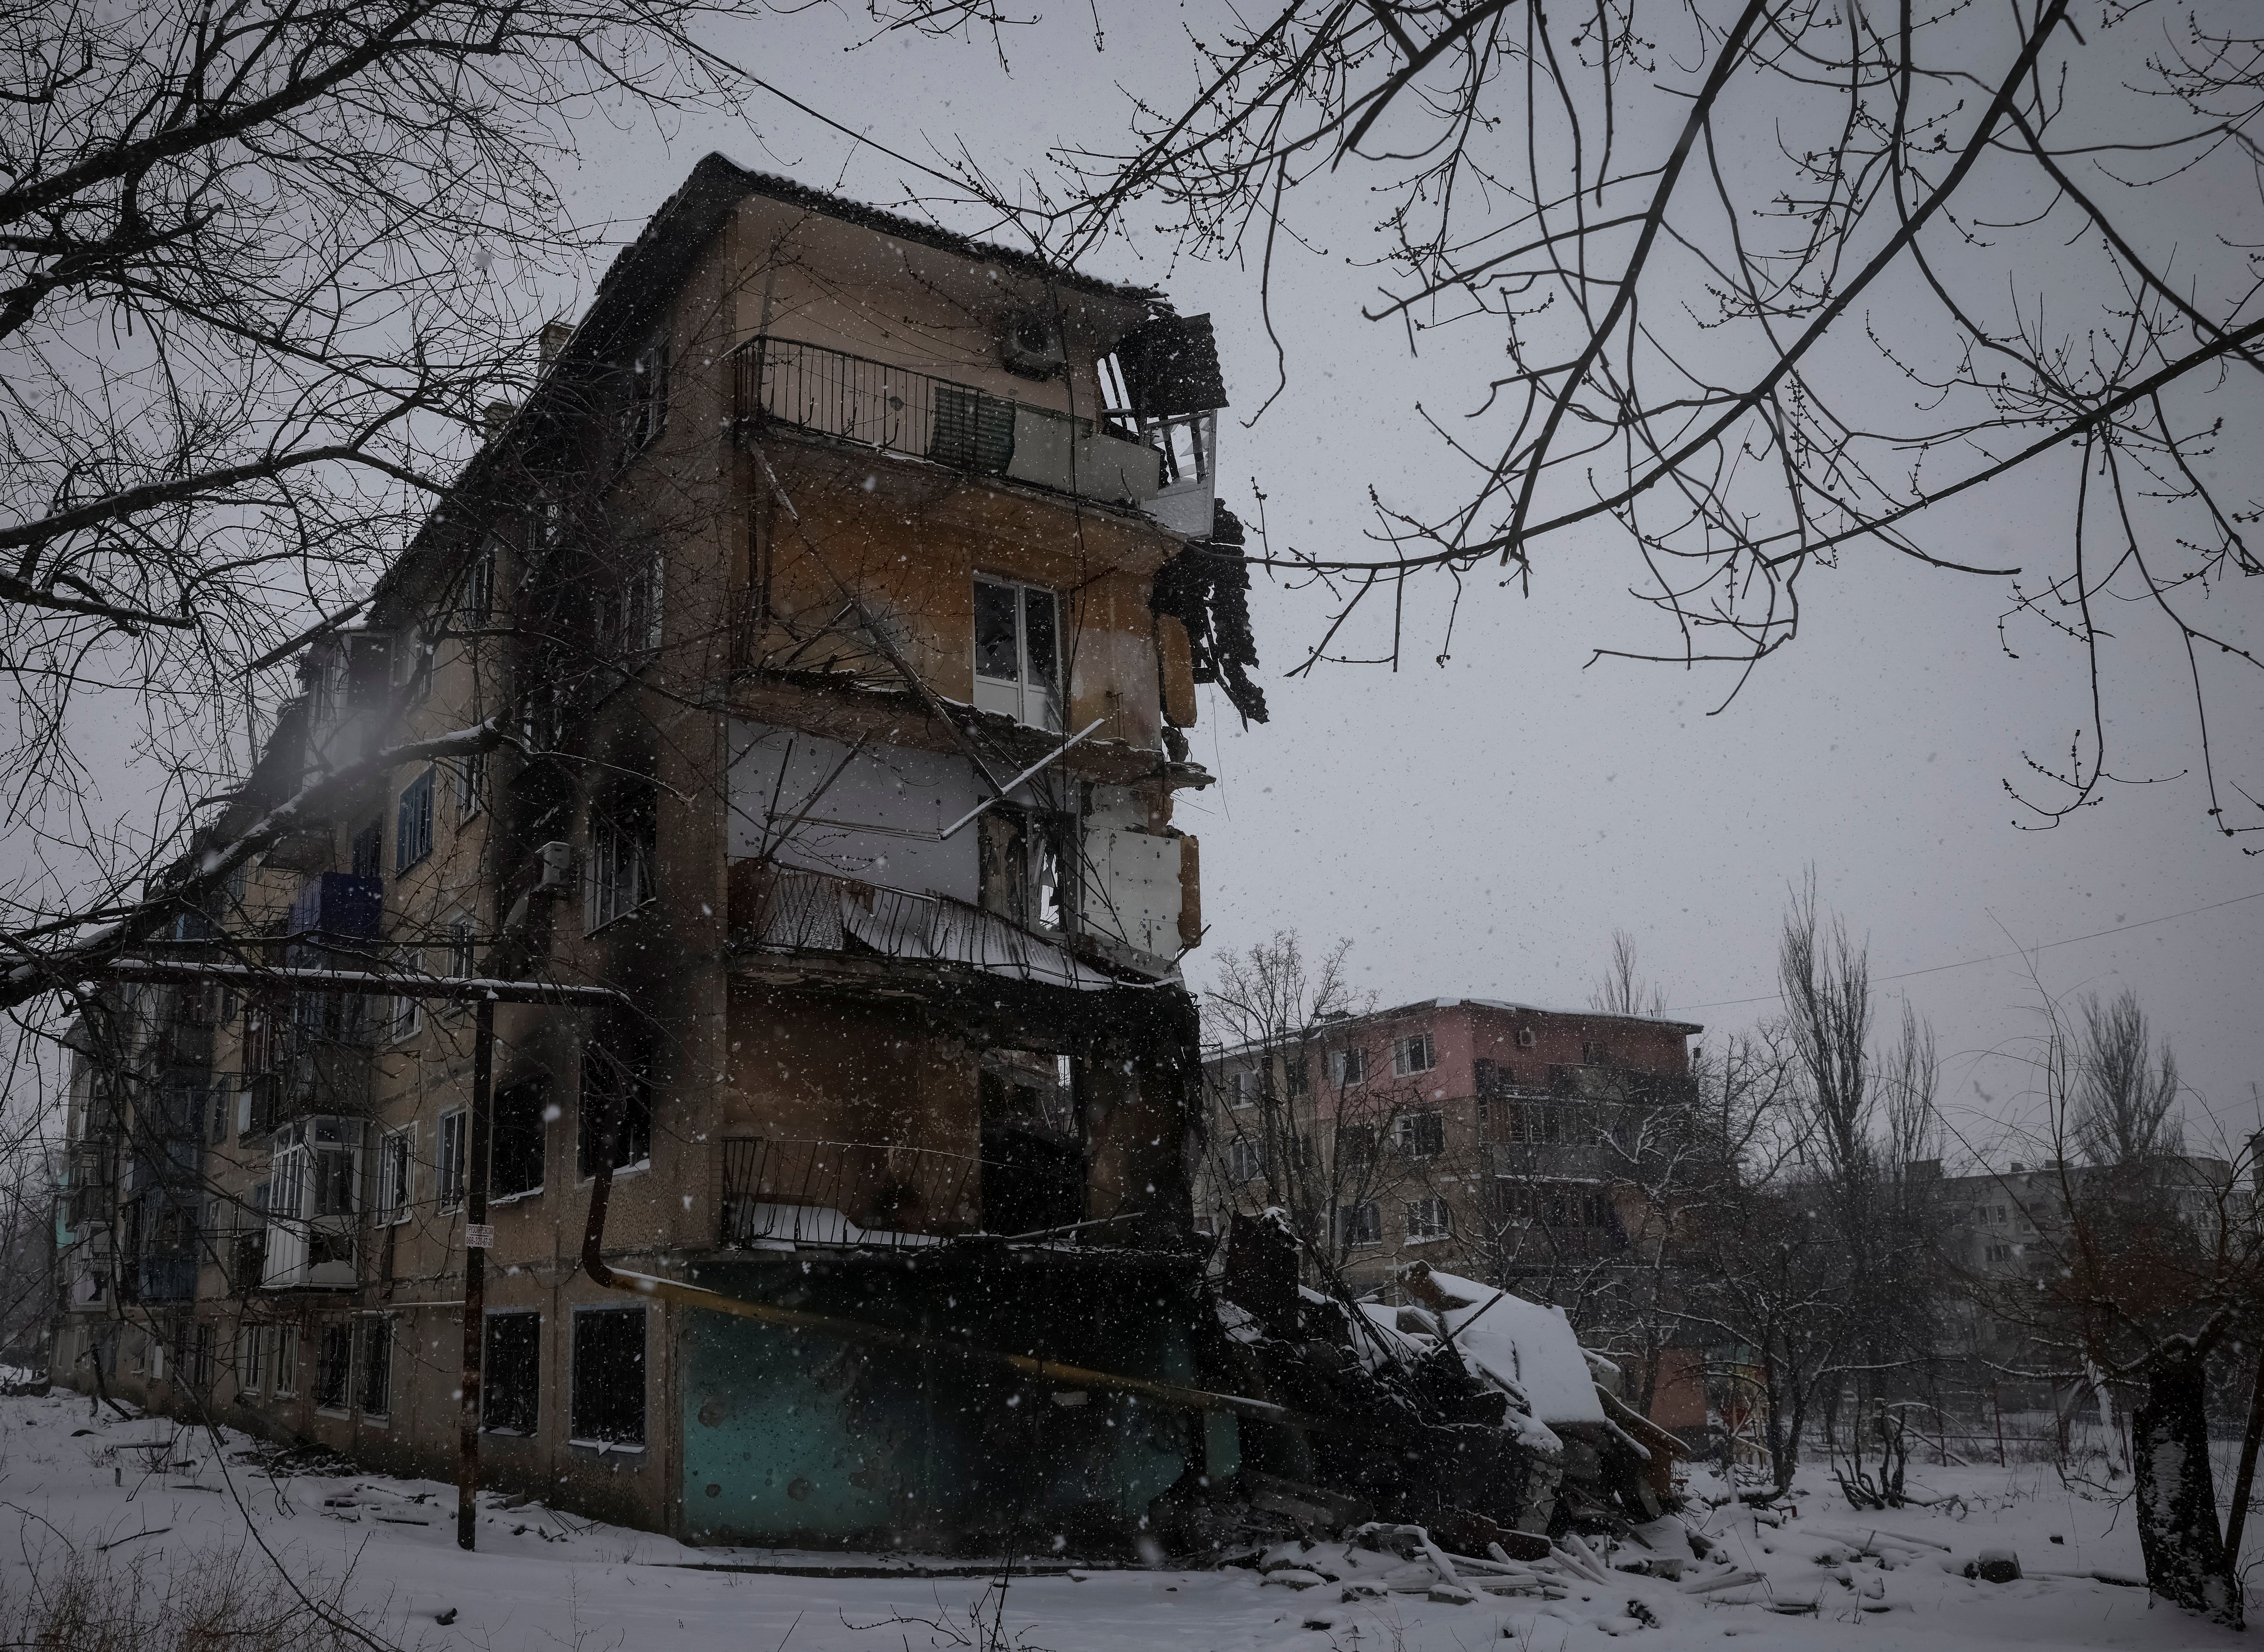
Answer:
[569,1305,648,1451]
[313,1321,352,1414]
[375,1126,414,1225]
[1333,1047,1369,1088]
[1392,1032,1436,1076]
[437,1109,466,1212]
[489,1080,547,1203]
[970,575,1063,732]
[1227,1136,1264,1184]
[482,1310,542,1437]
[272,1326,299,1398]
[1397,1109,1446,1160]
[1405,1195,1451,1243]
[456,750,486,821]
[357,1316,393,1422]
[395,767,436,874]
[584,791,657,934]
[1339,1201,1383,1248]
[239,1324,265,1396]
[576,1043,653,1182]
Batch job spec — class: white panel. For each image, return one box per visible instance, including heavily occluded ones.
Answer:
[1082,791,1182,961]
[729,722,982,905]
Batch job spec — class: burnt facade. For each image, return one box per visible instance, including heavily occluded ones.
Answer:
[50,157,1263,1551]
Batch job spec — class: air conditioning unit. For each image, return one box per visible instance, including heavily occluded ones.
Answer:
[1001,313,1067,380]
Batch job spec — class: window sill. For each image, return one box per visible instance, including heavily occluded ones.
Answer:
[488,1188,543,1208]
[584,898,657,939]
[567,1438,648,1461]
[577,1159,649,1187]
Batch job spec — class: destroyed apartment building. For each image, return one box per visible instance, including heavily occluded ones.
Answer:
[47,158,1668,1556]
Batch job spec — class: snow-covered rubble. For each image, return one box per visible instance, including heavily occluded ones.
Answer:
[0,1392,2243,1650]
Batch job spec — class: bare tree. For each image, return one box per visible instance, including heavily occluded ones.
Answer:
[870,0,2264,846]
[1199,931,1423,1285]
[1590,930,1666,1020]
[0,0,770,993]
[2074,988,2184,1166]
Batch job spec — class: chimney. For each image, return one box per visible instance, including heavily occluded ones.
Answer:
[481,400,515,436]
[539,319,575,367]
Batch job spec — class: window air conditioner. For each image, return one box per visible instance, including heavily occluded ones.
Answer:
[1001,313,1067,380]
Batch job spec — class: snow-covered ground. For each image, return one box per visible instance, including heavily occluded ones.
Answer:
[0,1392,2244,1650]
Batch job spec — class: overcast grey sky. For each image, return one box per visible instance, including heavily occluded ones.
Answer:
[537,5,2259,1159]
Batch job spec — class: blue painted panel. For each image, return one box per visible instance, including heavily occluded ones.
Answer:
[677,1258,1202,1550]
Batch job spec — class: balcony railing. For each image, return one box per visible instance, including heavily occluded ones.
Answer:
[736,335,1176,516]
[719,1136,980,1250]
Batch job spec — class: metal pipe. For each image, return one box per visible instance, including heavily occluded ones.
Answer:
[456,996,494,1550]
[97,955,627,1007]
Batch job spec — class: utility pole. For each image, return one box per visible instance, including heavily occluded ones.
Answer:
[457,994,493,1550]
[88,956,625,1553]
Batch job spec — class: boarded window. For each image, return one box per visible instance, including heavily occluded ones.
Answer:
[570,1307,646,1447]
[490,1081,546,1200]
[484,1312,540,1436]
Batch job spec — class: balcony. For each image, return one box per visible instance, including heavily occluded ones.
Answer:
[735,335,1218,534]
[718,1136,979,1251]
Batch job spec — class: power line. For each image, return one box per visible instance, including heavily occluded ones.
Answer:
[1666,888,2264,1014]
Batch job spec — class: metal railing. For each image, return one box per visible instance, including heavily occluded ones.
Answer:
[718,1135,982,1249]
[735,335,1163,507]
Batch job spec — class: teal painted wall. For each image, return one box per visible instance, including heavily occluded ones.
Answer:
[679,1256,1199,1551]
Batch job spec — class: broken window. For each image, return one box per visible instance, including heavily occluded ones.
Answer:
[977,807,1068,932]
[1333,1047,1368,1087]
[313,1322,351,1410]
[585,785,656,932]
[350,821,383,879]
[577,1041,653,1178]
[484,1312,540,1436]
[1228,1069,1257,1109]
[979,1052,1082,1237]
[971,576,1061,730]
[570,1307,645,1447]
[1392,1033,1435,1076]
[1406,1197,1451,1242]
[1396,1110,1445,1159]
[1581,1040,1610,1066]
[1338,1201,1382,1248]
[1285,1056,1310,1098]
[358,1318,392,1418]
[490,1081,546,1200]
[437,1109,465,1211]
